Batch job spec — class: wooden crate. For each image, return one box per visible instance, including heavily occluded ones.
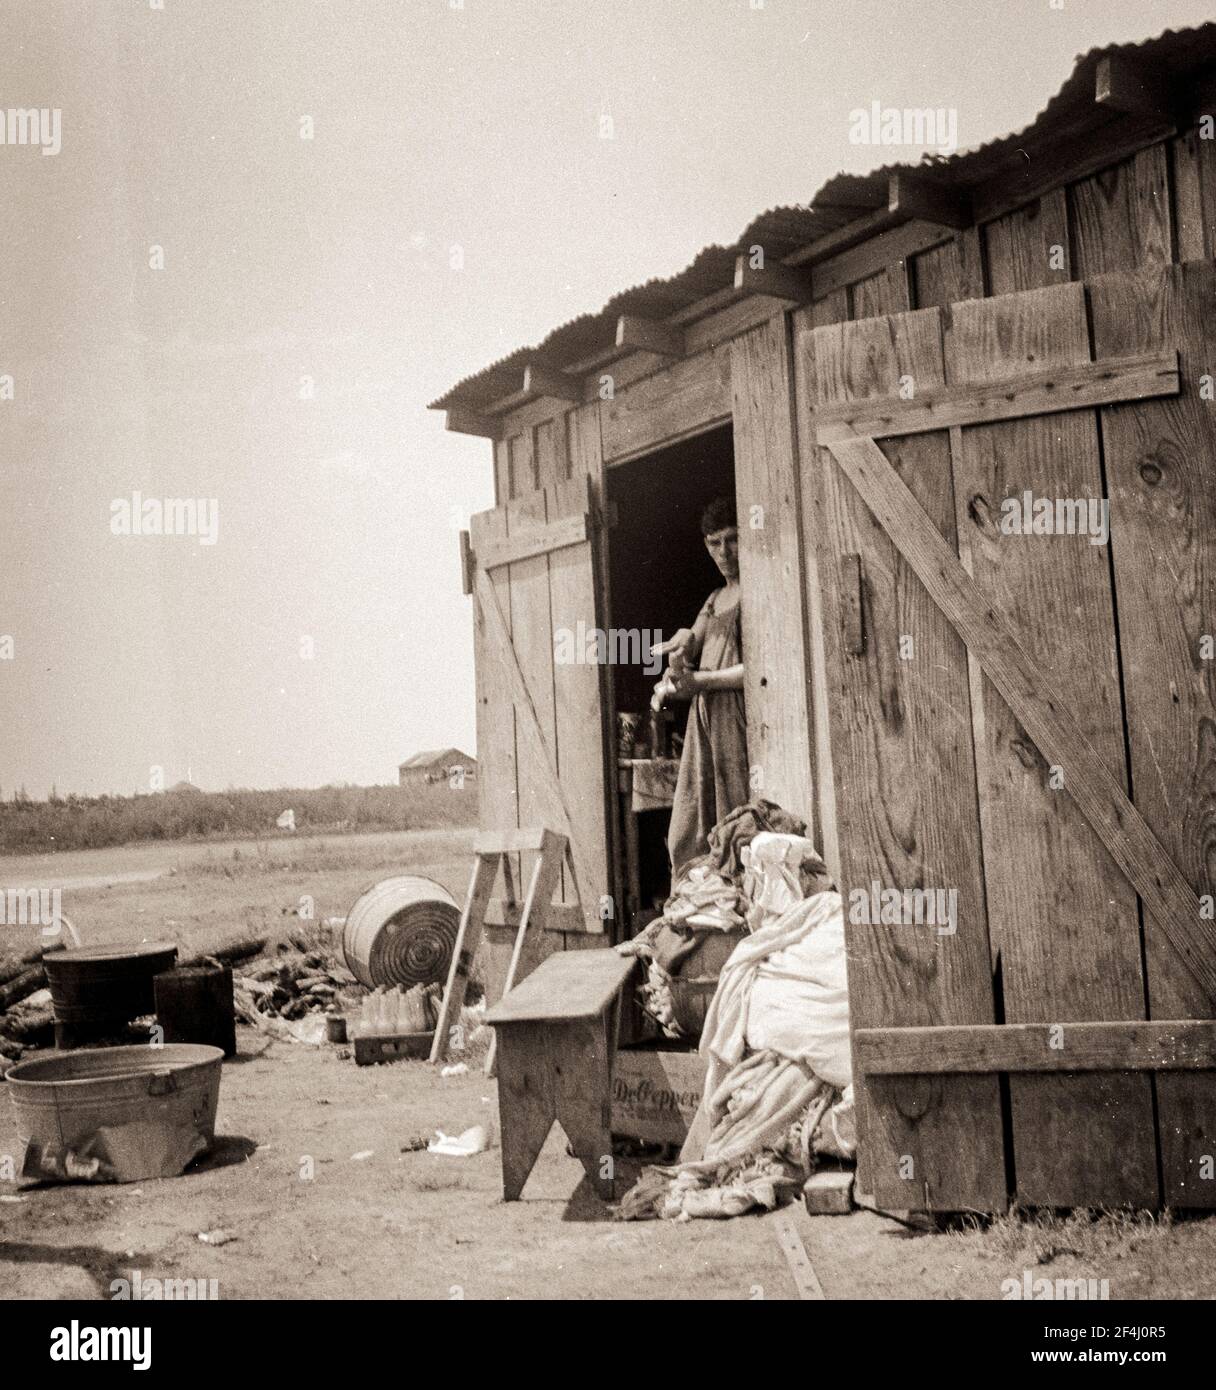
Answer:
[610,1046,705,1146]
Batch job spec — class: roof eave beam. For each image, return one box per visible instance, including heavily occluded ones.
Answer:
[886,172,973,230]
[1095,54,1175,123]
[445,408,501,441]
[732,254,815,303]
[614,313,685,359]
[521,363,583,403]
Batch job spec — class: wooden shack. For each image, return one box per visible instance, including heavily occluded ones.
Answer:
[433,27,1216,1212]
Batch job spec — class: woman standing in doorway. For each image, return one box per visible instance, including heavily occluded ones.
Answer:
[654,496,748,876]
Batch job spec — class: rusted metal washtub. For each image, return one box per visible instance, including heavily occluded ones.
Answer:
[5,1043,224,1183]
[343,876,459,989]
[44,942,178,1038]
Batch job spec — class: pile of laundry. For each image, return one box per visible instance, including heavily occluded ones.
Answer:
[616,805,855,1223]
[621,799,825,1039]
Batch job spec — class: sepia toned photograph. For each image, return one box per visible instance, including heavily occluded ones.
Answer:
[2,0,1216,1343]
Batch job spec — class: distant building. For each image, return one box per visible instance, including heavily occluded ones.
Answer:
[398,748,477,788]
[169,780,202,794]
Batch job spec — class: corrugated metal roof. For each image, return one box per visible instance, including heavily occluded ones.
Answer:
[432,24,1216,413]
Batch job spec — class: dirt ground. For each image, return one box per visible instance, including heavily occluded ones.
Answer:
[3,829,1216,1300]
[4,1034,1215,1300]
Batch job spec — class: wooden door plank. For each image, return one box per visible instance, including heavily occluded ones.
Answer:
[809,305,1006,1213]
[470,497,519,860]
[1090,261,1216,1206]
[474,569,600,929]
[944,281,1157,1207]
[550,409,614,929]
[731,314,813,825]
[814,351,1178,443]
[504,430,568,974]
[856,1020,1216,1074]
[821,439,1216,1003]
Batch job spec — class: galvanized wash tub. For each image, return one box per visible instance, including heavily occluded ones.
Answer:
[5,1043,223,1183]
[343,876,459,989]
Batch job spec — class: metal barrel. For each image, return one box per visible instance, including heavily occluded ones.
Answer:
[153,964,237,1057]
[342,876,459,989]
[44,942,178,1027]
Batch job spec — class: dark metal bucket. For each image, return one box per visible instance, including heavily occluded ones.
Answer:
[44,942,178,1029]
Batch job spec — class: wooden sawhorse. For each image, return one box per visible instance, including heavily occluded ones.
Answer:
[483,948,635,1202]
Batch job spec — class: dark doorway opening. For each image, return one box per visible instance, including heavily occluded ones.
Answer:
[605,424,736,927]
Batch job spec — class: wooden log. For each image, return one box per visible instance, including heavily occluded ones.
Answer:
[0,940,63,988]
[1,1002,54,1041]
[177,932,267,969]
[0,965,46,1010]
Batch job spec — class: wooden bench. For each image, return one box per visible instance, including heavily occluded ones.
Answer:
[483,948,635,1201]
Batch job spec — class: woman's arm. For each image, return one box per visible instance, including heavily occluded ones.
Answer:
[692,662,744,692]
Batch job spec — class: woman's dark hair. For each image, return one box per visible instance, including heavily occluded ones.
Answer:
[700,495,737,536]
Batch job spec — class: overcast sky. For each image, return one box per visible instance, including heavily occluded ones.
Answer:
[1,0,1209,798]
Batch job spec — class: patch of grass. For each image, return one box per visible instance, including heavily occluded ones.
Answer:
[948,1206,1175,1265]
[411,1169,470,1192]
[0,783,476,854]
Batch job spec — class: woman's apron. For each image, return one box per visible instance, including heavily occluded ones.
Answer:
[666,590,749,876]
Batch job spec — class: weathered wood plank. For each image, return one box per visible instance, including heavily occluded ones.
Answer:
[850,263,911,320]
[944,280,1157,1208]
[470,493,519,873]
[600,345,732,463]
[474,567,601,936]
[484,948,632,1024]
[983,189,1071,296]
[822,438,1216,1004]
[549,423,614,929]
[810,304,1006,1213]
[477,511,589,570]
[1070,144,1172,278]
[855,1021,1216,1074]
[814,350,1178,444]
[813,218,952,301]
[910,229,984,309]
[790,290,850,1179]
[1171,124,1216,261]
[731,315,813,826]
[1090,261,1216,1207]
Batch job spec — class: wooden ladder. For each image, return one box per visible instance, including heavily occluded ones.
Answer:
[429,827,575,1076]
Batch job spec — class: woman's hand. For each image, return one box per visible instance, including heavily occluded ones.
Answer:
[652,629,695,671]
[667,669,701,699]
